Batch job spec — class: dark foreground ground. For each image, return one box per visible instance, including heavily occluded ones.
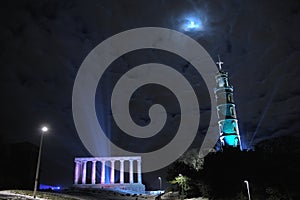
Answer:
[0,189,157,200]
[0,189,209,200]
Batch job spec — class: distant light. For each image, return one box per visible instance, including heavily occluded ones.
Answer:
[39,184,61,190]
[41,126,48,132]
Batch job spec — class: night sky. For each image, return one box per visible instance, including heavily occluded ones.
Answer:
[1,0,300,188]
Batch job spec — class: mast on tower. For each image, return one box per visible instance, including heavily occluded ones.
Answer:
[214,58,242,150]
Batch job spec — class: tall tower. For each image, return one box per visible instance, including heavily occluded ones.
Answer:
[214,58,241,150]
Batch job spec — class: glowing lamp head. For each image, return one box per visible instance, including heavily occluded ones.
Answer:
[41,126,48,133]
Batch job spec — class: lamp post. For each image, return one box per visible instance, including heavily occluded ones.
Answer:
[33,126,48,198]
[244,180,251,200]
[158,177,162,193]
[178,174,184,195]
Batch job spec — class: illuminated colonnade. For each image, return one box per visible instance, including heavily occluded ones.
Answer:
[74,156,142,185]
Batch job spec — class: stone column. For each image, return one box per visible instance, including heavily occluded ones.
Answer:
[120,160,124,184]
[137,159,142,184]
[82,161,87,184]
[91,160,96,184]
[129,159,134,183]
[110,160,115,184]
[101,160,106,184]
[74,161,80,184]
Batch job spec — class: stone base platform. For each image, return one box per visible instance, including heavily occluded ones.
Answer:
[73,183,145,193]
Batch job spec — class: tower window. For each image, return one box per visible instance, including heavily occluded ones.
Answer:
[218,77,225,87]
[227,94,233,103]
[234,137,239,147]
[229,106,235,117]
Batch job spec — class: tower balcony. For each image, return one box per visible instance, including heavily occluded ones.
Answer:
[214,86,233,94]
[215,71,228,78]
[220,135,241,148]
[215,91,235,104]
[216,104,237,119]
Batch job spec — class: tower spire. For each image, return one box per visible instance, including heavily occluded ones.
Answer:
[216,55,223,72]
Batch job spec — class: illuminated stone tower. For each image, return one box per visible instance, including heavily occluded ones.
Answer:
[214,58,241,150]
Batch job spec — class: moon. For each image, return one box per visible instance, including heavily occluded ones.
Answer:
[181,16,203,32]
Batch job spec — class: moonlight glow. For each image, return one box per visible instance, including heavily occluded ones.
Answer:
[181,17,203,32]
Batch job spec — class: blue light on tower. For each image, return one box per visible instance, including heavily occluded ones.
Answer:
[214,58,242,150]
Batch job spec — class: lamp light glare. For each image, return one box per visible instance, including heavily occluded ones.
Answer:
[41,126,48,132]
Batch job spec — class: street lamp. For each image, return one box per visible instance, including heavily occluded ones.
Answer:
[178,174,184,195]
[244,180,251,200]
[33,126,48,198]
[158,177,162,193]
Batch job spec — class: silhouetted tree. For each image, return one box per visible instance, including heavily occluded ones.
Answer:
[166,136,300,199]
